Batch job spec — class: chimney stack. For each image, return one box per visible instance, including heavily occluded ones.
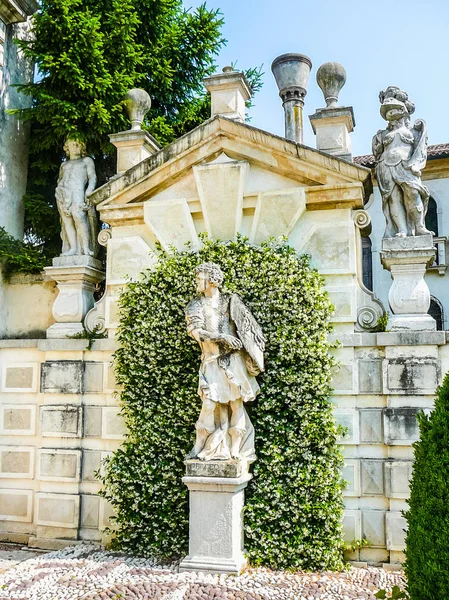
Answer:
[271,53,312,144]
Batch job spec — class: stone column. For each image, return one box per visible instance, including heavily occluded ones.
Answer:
[381,235,436,331]
[44,256,105,338]
[179,460,252,575]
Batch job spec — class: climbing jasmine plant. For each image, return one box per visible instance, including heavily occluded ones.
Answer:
[100,236,345,570]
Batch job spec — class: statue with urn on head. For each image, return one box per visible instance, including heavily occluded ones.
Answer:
[372,86,431,239]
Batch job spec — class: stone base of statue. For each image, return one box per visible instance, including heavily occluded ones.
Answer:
[45,256,105,339]
[179,460,251,575]
[381,235,436,332]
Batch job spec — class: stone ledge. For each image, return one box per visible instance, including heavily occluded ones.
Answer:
[0,340,41,348]
[28,537,86,551]
[185,459,242,478]
[377,331,446,346]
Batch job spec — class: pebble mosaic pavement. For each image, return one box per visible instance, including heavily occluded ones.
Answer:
[0,544,406,600]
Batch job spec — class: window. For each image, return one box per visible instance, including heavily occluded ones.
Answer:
[429,296,444,331]
[362,236,373,291]
[425,197,438,236]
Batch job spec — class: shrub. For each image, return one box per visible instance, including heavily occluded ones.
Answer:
[100,236,345,570]
[405,372,449,597]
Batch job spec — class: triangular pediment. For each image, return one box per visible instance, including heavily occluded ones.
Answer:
[91,116,372,213]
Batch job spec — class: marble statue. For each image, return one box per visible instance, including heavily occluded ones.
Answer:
[55,138,98,256]
[185,263,265,463]
[372,86,431,238]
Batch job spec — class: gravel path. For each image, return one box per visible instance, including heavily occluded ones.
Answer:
[0,544,406,600]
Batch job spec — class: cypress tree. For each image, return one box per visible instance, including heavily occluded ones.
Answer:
[405,372,449,598]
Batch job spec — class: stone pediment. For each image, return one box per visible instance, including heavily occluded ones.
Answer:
[91,116,372,227]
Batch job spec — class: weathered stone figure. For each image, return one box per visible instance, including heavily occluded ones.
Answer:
[373,86,431,238]
[55,138,98,256]
[186,263,265,463]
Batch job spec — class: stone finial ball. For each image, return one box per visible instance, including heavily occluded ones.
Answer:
[125,88,152,131]
[316,62,347,108]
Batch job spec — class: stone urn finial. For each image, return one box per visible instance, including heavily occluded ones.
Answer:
[125,88,152,131]
[316,62,346,108]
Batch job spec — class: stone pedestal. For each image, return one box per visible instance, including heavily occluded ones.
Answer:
[44,256,105,338]
[309,106,355,161]
[109,130,160,175]
[179,460,251,575]
[381,235,436,331]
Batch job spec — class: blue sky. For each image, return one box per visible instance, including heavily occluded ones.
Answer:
[183,0,449,156]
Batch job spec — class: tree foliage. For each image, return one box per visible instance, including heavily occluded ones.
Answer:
[16,1,262,258]
[100,236,345,570]
[405,372,449,598]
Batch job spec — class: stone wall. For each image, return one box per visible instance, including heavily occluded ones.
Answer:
[0,330,446,563]
[0,338,119,549]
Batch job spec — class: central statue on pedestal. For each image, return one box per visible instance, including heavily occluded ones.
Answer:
[372,86,431,238]
[185,263,265,464]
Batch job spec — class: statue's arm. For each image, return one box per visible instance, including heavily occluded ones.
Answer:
[56,163,64,187]
[404,119,428,175]
[372,130,384,161]
[84,157,97,197]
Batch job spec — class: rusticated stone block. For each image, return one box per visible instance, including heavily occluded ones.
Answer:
[38,449,81,482]
[383,357,440,395]
[2,364,37,392]
[0,405,35,435]
[334,409,359,444]
[0,489,33,522]
[386,512,407,551]
[82,450,102,482]
[35,493,80,528]
[81,495,100,529]
[0,446,34,478]
[358,359,383,394]
[83,407,102,437]
[383,408,421,445]
[362,510,386,547]
[84,362,104,393]
[102,407,126,439]
[385,461,413,498]
[359,409,383,444]
[342,459,360,497]
[361,460,384,496]
[342,509,361,543]
[40,406,82,437]
[41,361,83,394]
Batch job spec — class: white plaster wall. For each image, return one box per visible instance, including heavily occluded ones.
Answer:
[0,274,57,339]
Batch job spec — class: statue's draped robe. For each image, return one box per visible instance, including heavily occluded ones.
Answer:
[186,293,259,462]
[373,121,430,237]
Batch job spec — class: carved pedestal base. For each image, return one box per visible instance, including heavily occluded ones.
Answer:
[381,235,436,332]
[179,460,251,575]
[45,256,105,339]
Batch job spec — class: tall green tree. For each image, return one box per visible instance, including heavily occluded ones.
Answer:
[17,1,261,256]
[405,372,449,598]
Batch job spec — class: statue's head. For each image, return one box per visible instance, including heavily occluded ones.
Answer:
[195,262,224,293]
[379,86,415,123]
[63,137,87,159]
